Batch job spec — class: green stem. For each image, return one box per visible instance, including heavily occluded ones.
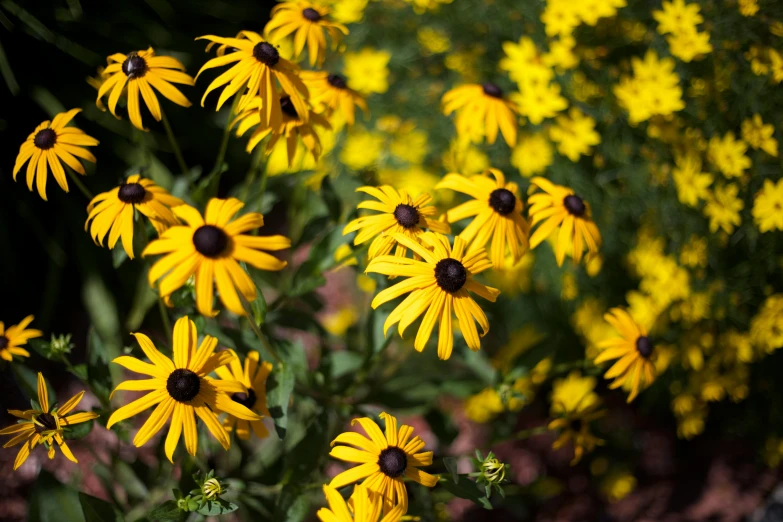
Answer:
[209,94,242,182]
[160,108,188,176]
[511,425,549,440]
[241,147,264,202]
[238,292,283,365]
[66,169,93,199]
[158,298,172,343]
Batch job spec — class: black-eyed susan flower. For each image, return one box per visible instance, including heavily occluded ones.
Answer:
[97,49,194,131]
[143,198,290,317]
[1,373,99,470]
[329,412,437,515]
[343,186,450,260]
[107,316,260,461]
[85,174,184,259]
[215,350,272,440]
[197,30,308,128]
[436,168,530,269]
[265,1,349,67]
[442,83,519,146]
[0,315,42,362]
[13,109,98,201]
[527,177,601,266]
[367,233,499,360]
[547,371,605,464]
[593,308,657,403]
[232,95,331,166]
[300,71,368,125]
[318,484,403,522]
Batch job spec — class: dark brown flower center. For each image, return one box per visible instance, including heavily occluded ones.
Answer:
[280,95,299,118]
[393,204,420,228]
[489,188,516,215]
[0,336,8,350]
[117,182,146,204]
[166,369,201,402]
[34,128,57,150]
[253,42,280,66]
[231,388,257,409]
[636,336,653,358]
[434,258,467,293]
[482,82,503,98]
[569,418,583,433]
[327,73,347,89]
[302,7,321,21]
[563,195,586,217]
[378,446,407,478]
[36,413,57,432]
[193,225,229,258]
[122,53,147,79]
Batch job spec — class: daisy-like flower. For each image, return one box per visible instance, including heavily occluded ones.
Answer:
[107,316,260,461]
[265,1,349,67]
[593,308,657,403]
[13,109,98,201]
[196,30,308,128]
[214,350,272,440]
[318,484,404,522]
[143,198,290,317]
[367,233,499,360]
[753,178,783,233]
[0,373,99,470]
[527,177,601,266]
[300,71,368,125]
[85,174,184,259]
[0,315,42,362]
[436,168,530,269]
[547,371,605,465]
[329,412,437,515]
[232,95,331,166]
[96,49,194,131]
[442,82,519,147]
[343,186,450,260]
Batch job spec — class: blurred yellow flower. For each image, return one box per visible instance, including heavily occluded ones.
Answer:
[667,30,712,63]
[417,27,451,55]
[750,294,783,353]
[322,307,359,336]
[443,83,519,146]
[344,48,392,95]
[403,0,453,14]
[672,153,713,207]
[752,179,783,233]
[550,372,599,416]
[600,472,636,502]
[703,184,744,234]
[739,0,759,16]
[341,128,385,170]
[741,114,778,157]
[679,235,708,268]
[512,133,553,177]
[442,139,490,175]
[548,108,600,162]
[512,82,569,125]
[707,132,751,179]
[653,0,703,35]
[614,51,684,124]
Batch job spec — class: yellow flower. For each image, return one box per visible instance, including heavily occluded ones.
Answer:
[107,316,260,461]
[442,139,490,176]
[703,184,744,234]
[0,373,99,470]
[548,108,600,162]
[528,177,602,266]
[672,153,713,207]
[197,31,308,128]
[214,350,272,440]
[752,178,783,232]
[301,71,368,126]
[329,412,437,515]
[417,27,451,55]
[547,372,605,464]
[679,235,708,268]
[97,49,193,131]
[13,109,98,201]
[436,169,530,269]
[403,0,453,14]
[741,114,778,157]
[540,0,580,37]
[484,252,535,296]
[343,186,450,259]
[323,307,360,336]
[499,37,553,87]
[600,472,636,502]
[544,36,579,70]
[344,48,392,95]
[464,388,505,423]
[595,308,658,402]
[667,31,712,63]
[0,315,41,362]
[389,125,429,165]
[707,132,751,178]
[318,484,403,522]
[324,0,368,24]
[738,0,759,16]
[512,133,553,178]
[750,294,783,353]
[550,372,599,416]
[85,174,183,259]
[340,128,385,170]
[653,0,703,35]
[143,198,290,317]
[442,83,519,146]
[511,82,569,125]
[367,233,499,359]
[265,1,348,67]
[613,51,684,123]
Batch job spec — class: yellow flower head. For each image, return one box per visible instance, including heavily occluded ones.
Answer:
[548,108,600,162]
[547,385,605,466]
[329,412,437,516]
[753,178,783,233]
[318,484,403,522]
[265,1,349,67]
[196,31,308,128]
[344,48,392,95]
[13,109,98,201]
[653,0,703,35]
[436,169,530,269]
[0,315,42,362]
[343,186,450,260]
[528,177,602,266]
[442,83,519,146]
[741,114,778,157]
[667,30,712,63]
[85,174,184,259]
[143,198,290,317]
[672,153,713,207]
[97,49,194,131]
[301,71,368,126]
[707,132,751,179]
[512,133,554,178]
[366,233,500,359]
[550,371,599,416]
[215,350,272,440]
[107,316,261,461]
[511,82,569,125]
[0,372,99,470]
[703,184,744,234]
[403,0,453,14]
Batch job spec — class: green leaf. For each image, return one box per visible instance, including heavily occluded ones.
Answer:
[195,499,239,516]
[62,416,94,440]
[289,258,326,297]
[266,363,295,439]
[29,470,85,522]
[68,364,89,381]
[112,246,128,269]
[440,475,493,510]
[146,501,184,522]
[249,271,268,326]
[273,486,310,522]
[86,328,114,406]
[79,492,124,522]
[329,351,364,380]
[443,457,460,483]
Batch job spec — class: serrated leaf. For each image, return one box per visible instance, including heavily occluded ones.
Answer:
[266,363,295,439]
